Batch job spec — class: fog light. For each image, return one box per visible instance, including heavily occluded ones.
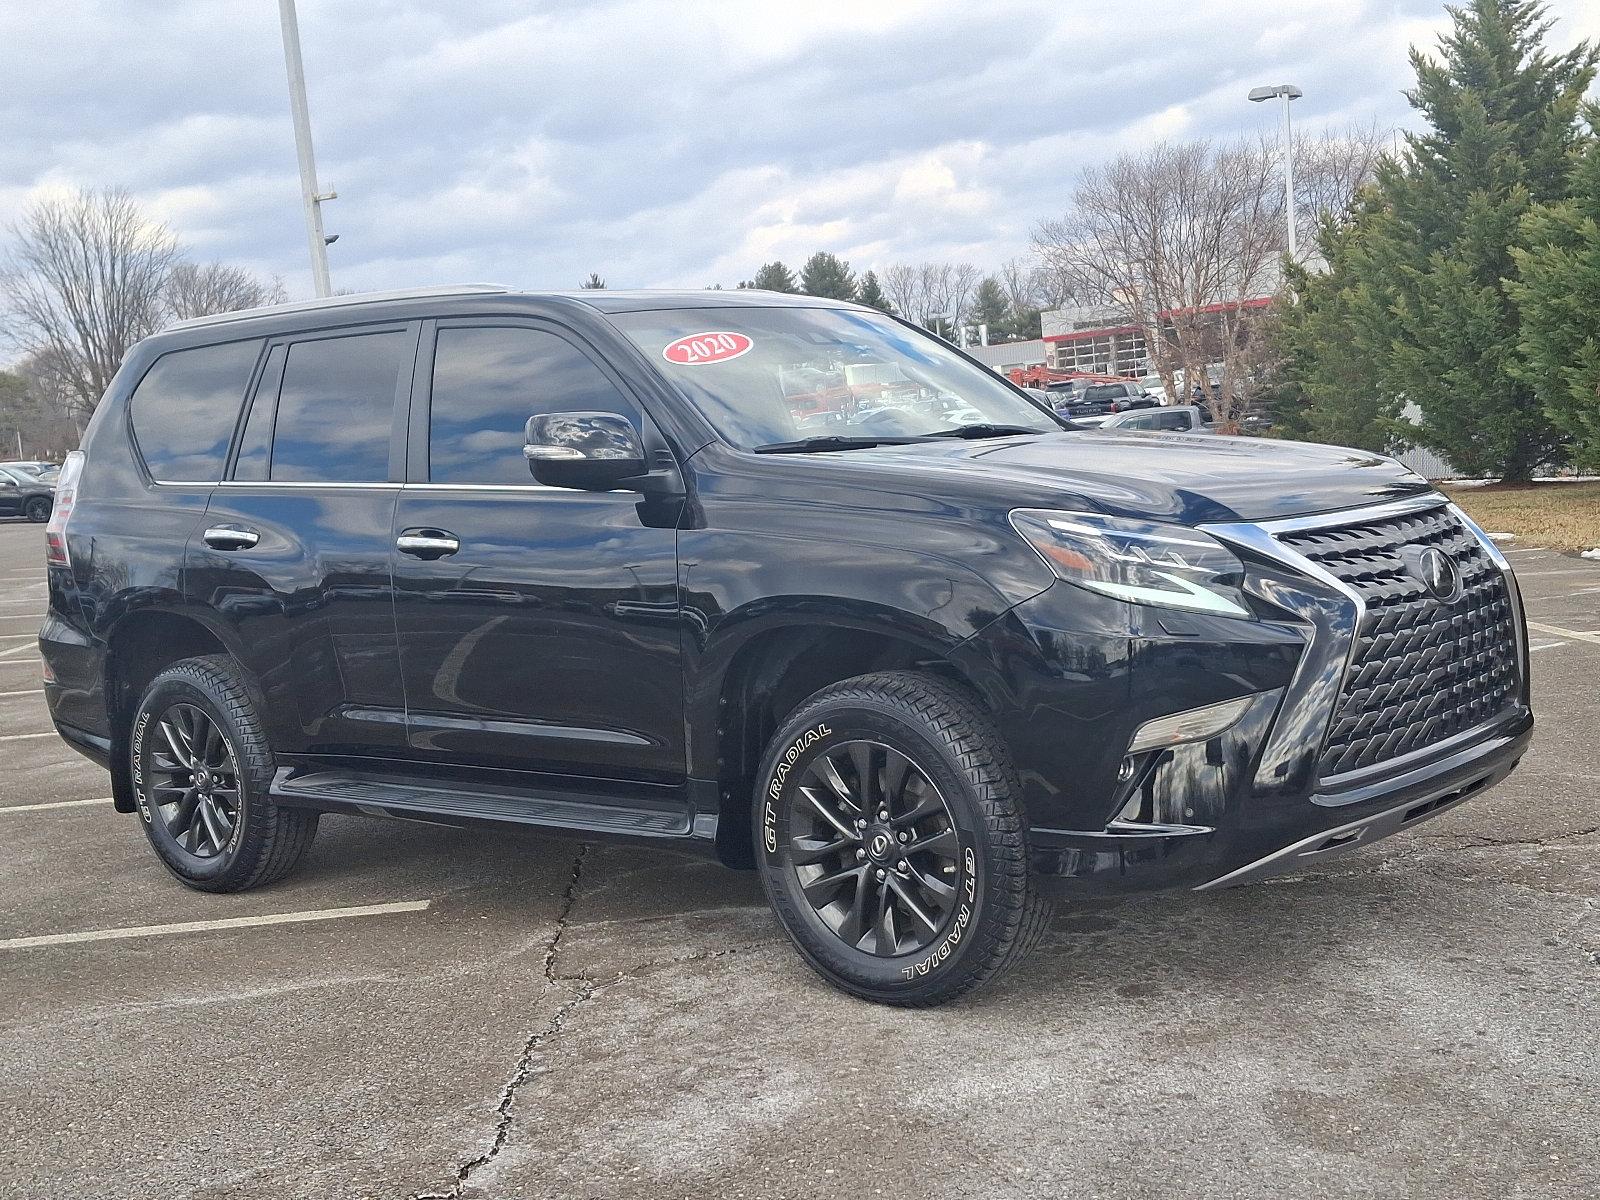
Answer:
[1127,696,1254,755]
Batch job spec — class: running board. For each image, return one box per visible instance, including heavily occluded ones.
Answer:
[269,767,714,844]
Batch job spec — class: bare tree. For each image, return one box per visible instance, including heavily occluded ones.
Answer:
[876,261,982,335]
[1292,120,1389,249]
[162,261,287,322]
[879,263,925,325]
[1035,138,1301,421]
[1,188,178,420]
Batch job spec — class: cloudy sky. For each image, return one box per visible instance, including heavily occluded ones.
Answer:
[3,0,1597,300]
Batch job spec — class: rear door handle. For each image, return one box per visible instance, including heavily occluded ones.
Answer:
[396,529,460,559]
[203,525,260,550]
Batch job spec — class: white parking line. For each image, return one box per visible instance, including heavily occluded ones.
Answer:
[0,797,109,814]
[0,633,35,642]
[1526,620,1600,646]
[0,731,56,742]
[0,688,42,697]
[1527,640,1567,653]
[0,900,432,951]
[1512,569,1600,577]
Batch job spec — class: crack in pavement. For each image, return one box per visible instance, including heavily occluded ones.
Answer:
[413,843,778,1200]
[1416,825,1600,850]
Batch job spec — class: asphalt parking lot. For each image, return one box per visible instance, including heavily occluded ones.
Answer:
[0,519,1596,1200]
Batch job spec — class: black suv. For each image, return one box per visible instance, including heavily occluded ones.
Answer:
[41,287,1532,1005]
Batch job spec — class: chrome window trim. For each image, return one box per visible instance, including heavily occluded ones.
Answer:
[1201,492,1525,789]
[211,480,401,490]
[401,481,556,492]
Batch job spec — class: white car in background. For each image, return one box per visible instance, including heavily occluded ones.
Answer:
[1087,405,1213,433]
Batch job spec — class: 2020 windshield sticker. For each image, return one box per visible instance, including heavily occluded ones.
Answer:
[662,331,753,366]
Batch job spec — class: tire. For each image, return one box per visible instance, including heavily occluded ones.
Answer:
[23,496,50,523]
[129,654,318,892]
[755,671,1053,1006]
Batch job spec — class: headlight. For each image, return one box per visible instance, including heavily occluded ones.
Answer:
[1010,509,1251,618]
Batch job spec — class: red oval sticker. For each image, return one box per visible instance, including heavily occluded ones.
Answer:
[662,331,753,366]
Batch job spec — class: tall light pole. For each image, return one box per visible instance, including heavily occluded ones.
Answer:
[1249,84,1303,260]
[278,0,335,297]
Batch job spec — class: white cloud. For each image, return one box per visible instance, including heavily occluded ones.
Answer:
[2,0,1594,298]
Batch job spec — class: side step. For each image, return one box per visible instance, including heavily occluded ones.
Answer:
[270,767,714,844]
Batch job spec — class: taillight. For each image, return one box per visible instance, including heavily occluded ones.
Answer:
[44,450,84,569]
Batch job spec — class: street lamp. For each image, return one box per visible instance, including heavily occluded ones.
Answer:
[278,0,335,297]
[1249,83,1303,259]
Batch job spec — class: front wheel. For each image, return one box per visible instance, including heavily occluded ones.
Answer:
[755,672,1053,1006]
[23,496,50,523]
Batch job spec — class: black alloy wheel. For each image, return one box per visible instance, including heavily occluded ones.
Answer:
[131,655,318,892]
[787,740,961,958]
[146,701,242,860]
[756,672,1054,1006]
[23,496,50,522]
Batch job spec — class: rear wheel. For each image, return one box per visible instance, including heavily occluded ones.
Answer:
[130,655,317,892]
[755,671,1053,1006]
[23,496,50,523]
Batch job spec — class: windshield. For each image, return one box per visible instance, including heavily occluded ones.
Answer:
[611,307,1060,449]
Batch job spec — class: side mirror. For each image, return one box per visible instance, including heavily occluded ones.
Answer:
[524,411,647,491]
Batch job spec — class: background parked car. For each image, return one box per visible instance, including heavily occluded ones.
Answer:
[0,459,60,482]
[1097,405,1213,433]
[0,464,55,521]
[1044,379,1158,418]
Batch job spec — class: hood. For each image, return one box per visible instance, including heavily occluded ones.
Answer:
[831,430,1432,524]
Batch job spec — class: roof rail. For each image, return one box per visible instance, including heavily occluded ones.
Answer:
[166,283,512,331]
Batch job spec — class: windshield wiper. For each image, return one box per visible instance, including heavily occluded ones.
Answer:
[927,423,1050,440]
[752,435,931,454]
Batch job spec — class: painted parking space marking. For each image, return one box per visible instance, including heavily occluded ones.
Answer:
[0,797,110,814]
[0,731,56,742]
[0,688,42,697]
[0,643,39,659]
[0,899,433,951]
[1525,620,1600,646]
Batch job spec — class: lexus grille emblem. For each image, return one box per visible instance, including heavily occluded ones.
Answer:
[1419,548,1461,603]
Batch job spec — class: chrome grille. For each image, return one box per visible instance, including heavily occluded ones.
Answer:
[1278,504,1519,777]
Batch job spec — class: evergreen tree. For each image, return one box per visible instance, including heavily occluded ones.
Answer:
[970,277,1010,339]
[857,270,892,313]
[1371,0,1595,480]
[748,261,799,293]
[1509,109,1600,470]
[1269,214,1403,452]
[799,252,858,301]
[581,273,606,289]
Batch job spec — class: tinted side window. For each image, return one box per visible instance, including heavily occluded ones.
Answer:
[428,326,639,486]
[270,332,406,482]
[1085,384,1115,402]
[1160,411,1191,431]
[129,339,262,481]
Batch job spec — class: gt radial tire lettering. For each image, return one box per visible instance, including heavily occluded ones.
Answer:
[132,711,152,823]
[902,846,977,979]
[763,723,831,856]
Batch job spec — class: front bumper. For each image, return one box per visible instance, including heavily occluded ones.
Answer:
[1027,707,1530,896]
[954,495,1533,900]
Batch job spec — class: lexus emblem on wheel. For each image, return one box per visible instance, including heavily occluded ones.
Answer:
[869,832,891,858]
[1419,547,1462,602]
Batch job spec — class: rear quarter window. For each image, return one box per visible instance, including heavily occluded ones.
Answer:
[128,339,263,481]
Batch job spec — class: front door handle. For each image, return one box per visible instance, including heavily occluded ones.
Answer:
[203,525,260,550]
[397,529,460,559]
